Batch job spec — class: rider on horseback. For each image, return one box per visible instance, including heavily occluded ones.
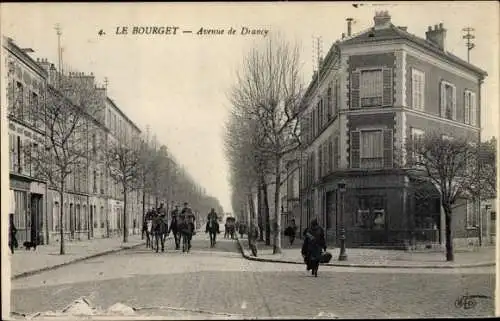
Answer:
[180,202,195,252]
[168,204,181,250]
[205,208,220,247]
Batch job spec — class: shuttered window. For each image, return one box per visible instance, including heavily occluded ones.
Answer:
[440,81,456,120]
[352,68,393,108]
[383,129,394,168]
[328,136,333,173]
[334,136,340,169]
[327,86,333,120]
[350,71,360,109]
[350,131,360,168]
[464,90,477,126]
[318,145,323,178]
[323,143,329,175]
[411,68,425,110]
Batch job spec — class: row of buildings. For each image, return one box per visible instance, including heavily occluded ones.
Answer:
[4,36,152,245]
[276,12,495,249]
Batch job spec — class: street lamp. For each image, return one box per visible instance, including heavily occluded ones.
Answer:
[338,181,347,261]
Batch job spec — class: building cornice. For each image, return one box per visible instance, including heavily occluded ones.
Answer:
[3,37,48,79]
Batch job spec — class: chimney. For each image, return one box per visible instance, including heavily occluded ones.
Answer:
[425,23,446,50]
[373,11,391,30]
[346,18,354,37]
[398,26,408,32]
[341,32,346,39]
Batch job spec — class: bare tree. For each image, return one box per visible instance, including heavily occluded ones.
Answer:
[30,74,103,255]
[405,131,489,261]
[229,36,304,254]
[105,136,141,243]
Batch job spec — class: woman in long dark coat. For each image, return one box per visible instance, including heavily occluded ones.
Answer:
[301,218,326,277]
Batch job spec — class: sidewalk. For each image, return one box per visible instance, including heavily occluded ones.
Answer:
[237,237,496,269]
[9,235,145,280]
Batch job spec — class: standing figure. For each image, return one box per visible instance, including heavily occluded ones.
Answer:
[9,214,18,254]
[205,208,220,247]
[152,211,168,253]
[284,219,298,246]
[248,223,259,257]
[301,218,326,277]
[168,205,181,250]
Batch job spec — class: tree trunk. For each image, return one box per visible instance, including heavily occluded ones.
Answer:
[262,179,271,245]
[59,182,65,255]
[272,160,282,254]
[257,184,264,241]
[123,185,128,243]
[444,206,454,261]
[142,189,146,240]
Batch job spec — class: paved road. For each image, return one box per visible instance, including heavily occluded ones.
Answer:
[11,234,495,319]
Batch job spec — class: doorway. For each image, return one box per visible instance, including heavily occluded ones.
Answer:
[30,194,43,245]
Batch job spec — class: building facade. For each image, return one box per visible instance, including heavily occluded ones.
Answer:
[299,12,487,248]
[5,36,145,245]
[4,37,49,246]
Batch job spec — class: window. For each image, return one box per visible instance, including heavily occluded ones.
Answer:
[360,70,383,107]
[31,142,38,177]
[334,136,340,169]
[351,68,393,108]
[351,129,393,169]
[327,86,333,119]
[466,199,478,228]
[92,133,97,155]
[9,134,17,172]
[411,69,425,110]
[464,90,477,126]
[410,128,425,164]
[15,82,24,119]
[440,81,456,120]
[17,136,22,173]
[93,170,97,193]
[355,196,386,229]
[360,130,383,168]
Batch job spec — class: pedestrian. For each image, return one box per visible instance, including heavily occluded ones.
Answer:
[248,223,259,257]
[301,218,326,277]
[9,214,18,254]
[284,219,298,246]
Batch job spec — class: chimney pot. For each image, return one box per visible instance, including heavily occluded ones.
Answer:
[428,26,432,31]
[373,10,391,29]
[439,23,443,29]
[341,32,346,39]
[434,24,438,30]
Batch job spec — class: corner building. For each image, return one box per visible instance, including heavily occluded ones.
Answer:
[299,12,487,248]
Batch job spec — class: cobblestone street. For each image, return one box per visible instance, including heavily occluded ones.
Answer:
[11,234,495,319]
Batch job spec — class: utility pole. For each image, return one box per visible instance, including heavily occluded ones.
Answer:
[462,27,475,63]
[55,24,62,84]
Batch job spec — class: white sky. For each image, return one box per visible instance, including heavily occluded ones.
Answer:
[2,2,498,214]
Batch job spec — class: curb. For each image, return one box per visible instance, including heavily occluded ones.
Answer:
[235,238,495,269]
[12,241,146,280]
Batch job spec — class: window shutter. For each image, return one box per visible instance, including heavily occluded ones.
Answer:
[334,136,340,169]
[440,82,446,117]
[382,68,393,107]
[383,129,393,168]
[464,92,470,124]
[452,86,457,120]
[328,136,333,172]
[350,131,360,168]
[324,143,329,175]
[350,71,360,109]
[327,87,332,120]
[318,146,323,178]
[471,92,477,126]
[335,78,340,113]
[18,136,23,172]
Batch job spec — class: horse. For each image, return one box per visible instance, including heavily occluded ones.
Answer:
[168,216,182,250]
[180,218,195,253]
[205,217,220,248]
[151,215,169,253]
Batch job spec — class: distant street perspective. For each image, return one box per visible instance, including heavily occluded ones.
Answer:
[3,3,498,320]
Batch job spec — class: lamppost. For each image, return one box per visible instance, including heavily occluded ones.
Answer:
[484,203,491,245]
[338,181,347,261]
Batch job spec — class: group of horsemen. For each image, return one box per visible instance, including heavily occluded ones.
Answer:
[142,202,221,252]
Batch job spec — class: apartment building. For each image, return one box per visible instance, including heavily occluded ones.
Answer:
[5,37,49,245]
[5,36,145,244]
[298,12,487,248]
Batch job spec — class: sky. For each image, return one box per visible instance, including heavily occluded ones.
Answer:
[2,2,498,214]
